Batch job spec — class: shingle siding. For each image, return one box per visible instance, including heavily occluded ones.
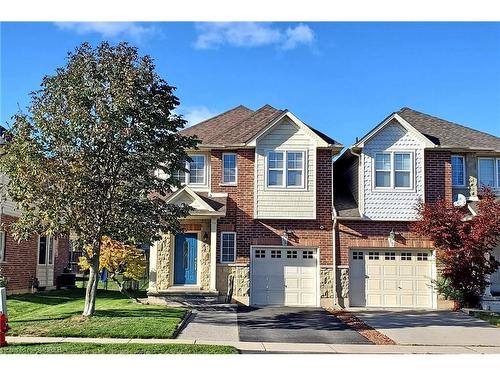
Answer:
[362,120,425,220]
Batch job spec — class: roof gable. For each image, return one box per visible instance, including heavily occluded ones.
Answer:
[353,112,435,149]
[180,104,341,148]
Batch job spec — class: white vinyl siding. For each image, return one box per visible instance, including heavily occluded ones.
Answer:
[255,118,316,219]
[222,153,237,184]
[362,120,425,221]
[451,155,466,187]
[220,232,236,263]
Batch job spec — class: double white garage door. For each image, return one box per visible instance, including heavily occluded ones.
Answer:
[250,247,319,307]
[349,249,435,309]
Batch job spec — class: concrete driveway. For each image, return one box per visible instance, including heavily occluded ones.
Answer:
[237,306,371,344]
[354,310,500,346]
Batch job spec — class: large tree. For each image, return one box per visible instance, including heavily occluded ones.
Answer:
[412,189,500,307]
[0,42,197,316]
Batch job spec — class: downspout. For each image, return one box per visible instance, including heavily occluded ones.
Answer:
[331,156,338,308]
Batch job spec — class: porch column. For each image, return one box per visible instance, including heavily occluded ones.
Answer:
[148,241,158,293]
[484,252,492,297]
[210,218,218,291]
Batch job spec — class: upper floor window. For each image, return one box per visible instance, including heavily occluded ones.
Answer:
[451,155,465,187]
[267,150,305,188]
[374,152,413,189]
[478,157,500,188]
[172,155,207,186]
[222,153,237,185]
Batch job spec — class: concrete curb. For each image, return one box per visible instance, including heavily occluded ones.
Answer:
[171,309,193,339]
[5,336,500,354]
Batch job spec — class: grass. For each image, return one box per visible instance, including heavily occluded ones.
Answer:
[471,311,500,327]
[7,289,186,339]
[0,343,238,354]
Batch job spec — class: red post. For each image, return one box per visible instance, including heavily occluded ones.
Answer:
[0,312,9,347]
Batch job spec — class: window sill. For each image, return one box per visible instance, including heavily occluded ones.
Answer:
[219,183,237,187]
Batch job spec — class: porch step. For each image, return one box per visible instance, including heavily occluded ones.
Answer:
[481,296,500,312]
[147,289,221,307]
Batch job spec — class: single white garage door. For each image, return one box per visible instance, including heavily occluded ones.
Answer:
[251,247,318,307]
[349,249,434,309]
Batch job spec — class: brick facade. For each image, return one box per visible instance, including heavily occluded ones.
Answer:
[0,214,70,294]
[336,220,434,266]
[424,150,452,203]
[211,148,333,265]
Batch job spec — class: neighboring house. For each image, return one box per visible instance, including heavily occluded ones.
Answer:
[333,107,500,310]
[148,105,343,307]
[0,127,70,294]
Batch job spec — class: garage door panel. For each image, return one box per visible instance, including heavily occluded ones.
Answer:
[383,265,397,276]
[349,249,434,309]
[251,248,318,307]
[399,265,414,276]
[383,279,398,290]
[383,294,398,306]
[367,279,381,290]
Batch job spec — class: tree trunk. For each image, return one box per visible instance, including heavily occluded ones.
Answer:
[82,242,100,317]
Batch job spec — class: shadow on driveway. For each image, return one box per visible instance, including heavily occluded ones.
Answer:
[237,306,371,344]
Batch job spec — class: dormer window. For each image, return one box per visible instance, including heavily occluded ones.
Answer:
[374,151,413,190]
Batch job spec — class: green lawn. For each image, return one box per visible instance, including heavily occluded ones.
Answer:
[0,343,238,354]
[7,289,186,338]
[471,311,500,327]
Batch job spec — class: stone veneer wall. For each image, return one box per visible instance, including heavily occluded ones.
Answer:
[155,220,212,291]
[216,264,250,304]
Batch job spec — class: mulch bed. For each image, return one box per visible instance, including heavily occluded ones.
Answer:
[327,309,396,345]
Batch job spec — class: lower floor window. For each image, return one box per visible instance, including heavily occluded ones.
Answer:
[220,232,236,263]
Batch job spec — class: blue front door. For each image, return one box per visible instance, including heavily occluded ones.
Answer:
[174,233,198,285]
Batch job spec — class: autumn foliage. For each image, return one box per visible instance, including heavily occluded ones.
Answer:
[80,237,147,301]
[412,189,500,307]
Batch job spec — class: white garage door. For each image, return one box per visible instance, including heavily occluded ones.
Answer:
[251,247,318,307]
[349,249,434,309]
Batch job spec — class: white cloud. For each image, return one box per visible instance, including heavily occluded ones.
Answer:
[179,106,218,127]
[54,22,157,42]
[194,22,314,50]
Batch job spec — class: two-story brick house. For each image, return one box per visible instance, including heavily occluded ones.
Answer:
[0,128,70,294]
[333,108,500,310]
[147,105,343,307]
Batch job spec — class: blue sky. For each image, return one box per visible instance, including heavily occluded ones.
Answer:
[1,22,499,146]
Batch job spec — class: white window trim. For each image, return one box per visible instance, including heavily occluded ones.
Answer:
[220,232,237,264]
[0,231,5,262]
[173,154,208,187]
[265,150,306,190]
[38,235,55,266]
[187,155,207,186]
[451,155,466,187]
[372,150,415,191]
[478,157,500,189]
[221,153,238,185]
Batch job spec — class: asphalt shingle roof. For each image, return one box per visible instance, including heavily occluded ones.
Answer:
[398,107,500,151]
[180,104,340,147]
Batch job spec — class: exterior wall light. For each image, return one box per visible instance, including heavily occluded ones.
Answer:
[388,228,396,248]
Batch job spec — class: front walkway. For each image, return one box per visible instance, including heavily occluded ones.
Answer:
[177,305,239,342]
[6,336,500,353]
[353,310,500,346]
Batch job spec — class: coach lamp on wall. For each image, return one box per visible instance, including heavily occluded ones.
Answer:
[281,228,289,247]
[203,232,209,242]
[388,228,396,248]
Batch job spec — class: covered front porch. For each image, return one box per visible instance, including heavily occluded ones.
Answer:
[147,186,227,304]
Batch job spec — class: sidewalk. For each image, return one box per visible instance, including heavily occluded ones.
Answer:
[6,336,500,354]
